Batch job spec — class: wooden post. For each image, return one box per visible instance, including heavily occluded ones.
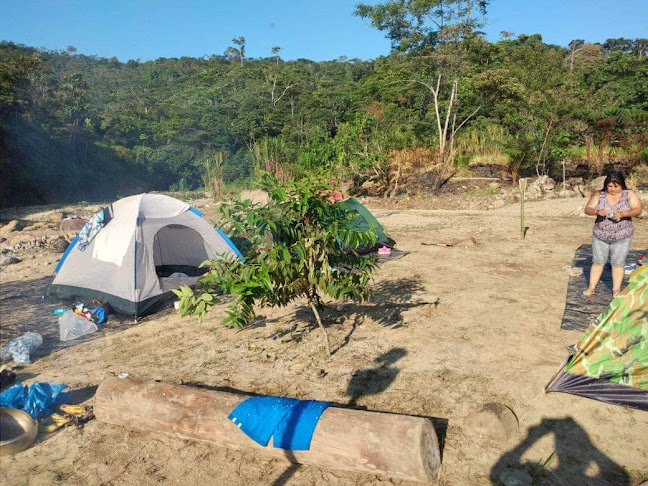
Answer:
[94,377,441,483]
[519,178,527,239]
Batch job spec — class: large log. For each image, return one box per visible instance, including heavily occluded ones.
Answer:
[94,377,441,483]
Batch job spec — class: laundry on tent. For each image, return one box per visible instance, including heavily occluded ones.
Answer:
[48,194,243,316]
[547,265,647,410]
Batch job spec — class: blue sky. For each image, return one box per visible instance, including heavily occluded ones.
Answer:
[1,0,646,62]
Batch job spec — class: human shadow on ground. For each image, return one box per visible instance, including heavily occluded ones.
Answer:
[346,347,407,407]
[270,347,446,484]
[491,417,630,485]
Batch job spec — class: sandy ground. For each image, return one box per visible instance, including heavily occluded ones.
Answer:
[1,196,647,486]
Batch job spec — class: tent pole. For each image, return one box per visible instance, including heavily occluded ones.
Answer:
[543,357,569,393]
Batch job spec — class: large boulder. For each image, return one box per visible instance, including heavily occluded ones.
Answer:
[49,236,70,253]
[0,220,23,236]
[589,176,607,192]
[0,256,22,266]
[46,211,68,224]
[528,175,556,194]
[558,189,577,198]
[240,189,270,205]
[22,222,48,232]
[59,217,87,232]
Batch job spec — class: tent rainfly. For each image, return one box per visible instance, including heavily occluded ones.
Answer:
[547,265,647,410]
[340,198,395,253]
[49,194,242,315]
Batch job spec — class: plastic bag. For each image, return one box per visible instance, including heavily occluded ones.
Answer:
[0,332,43,365]
[59,310,98,341]
[91,307,107,324]
[0,381,69,419]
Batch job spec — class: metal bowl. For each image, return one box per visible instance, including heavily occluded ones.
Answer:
[0,407,38,455]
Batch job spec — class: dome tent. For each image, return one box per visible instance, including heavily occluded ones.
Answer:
[339,198,395,253]
[49,194,242,315]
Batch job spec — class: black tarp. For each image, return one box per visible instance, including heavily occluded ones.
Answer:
[560,244,645,331]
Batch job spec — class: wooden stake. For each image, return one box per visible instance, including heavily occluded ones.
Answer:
[519,178,527,239]
[94,377,441,483]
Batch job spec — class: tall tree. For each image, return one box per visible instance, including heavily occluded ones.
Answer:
[354,0,488,52]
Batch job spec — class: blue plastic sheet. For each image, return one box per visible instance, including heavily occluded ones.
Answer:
[0,381,69,419]
[228,396,330,451]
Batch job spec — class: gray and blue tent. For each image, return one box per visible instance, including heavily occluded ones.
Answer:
[49,194,242,315]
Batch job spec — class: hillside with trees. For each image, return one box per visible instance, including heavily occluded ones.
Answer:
[1,0,647,206]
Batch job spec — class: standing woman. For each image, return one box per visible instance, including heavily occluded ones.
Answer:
[583,171,643,297]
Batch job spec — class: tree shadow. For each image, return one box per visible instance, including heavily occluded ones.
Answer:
[356,277,438,329]
[491,417,630,485]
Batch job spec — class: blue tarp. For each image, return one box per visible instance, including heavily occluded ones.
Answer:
[228,396,330,451]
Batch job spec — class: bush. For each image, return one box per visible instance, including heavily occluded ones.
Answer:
[174,173,379,355]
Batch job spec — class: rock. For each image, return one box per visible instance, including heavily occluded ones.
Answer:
[454,237,478,248]
[47,211,67,223]
[575,184,590,197]
[0,220,23,235]
[528,175,556,193]
[489,182,501,189]
[49,236,70,253]
[558,189,576,198]
[59,217,87,232]
[464,403,518,441]
[22,222,47,232]
[506,195,519,204]
[524,187,542,200]
[498,468,533,486]
[240,189,269,205]
[589,176,607,192]
[489,199,506,209]
[0,256,22,266]
[0,237,6,244]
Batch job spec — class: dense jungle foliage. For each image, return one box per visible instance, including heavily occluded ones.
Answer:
[1,1,647,206]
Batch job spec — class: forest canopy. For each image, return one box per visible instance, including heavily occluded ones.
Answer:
[1,10,647,205]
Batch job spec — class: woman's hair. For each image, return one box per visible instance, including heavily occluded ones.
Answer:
[602,171,627,191]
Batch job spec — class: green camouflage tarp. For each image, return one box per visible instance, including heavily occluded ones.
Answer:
[549,265,648,410]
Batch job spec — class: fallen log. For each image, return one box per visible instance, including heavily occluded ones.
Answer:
[94,377,441,483]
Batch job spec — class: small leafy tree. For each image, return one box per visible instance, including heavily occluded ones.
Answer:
[174,174,379,356]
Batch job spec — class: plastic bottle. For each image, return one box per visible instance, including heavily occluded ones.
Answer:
[53,308,67,316]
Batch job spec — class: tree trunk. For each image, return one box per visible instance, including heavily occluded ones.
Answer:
[309,296,331,356]
[94,377,441,483]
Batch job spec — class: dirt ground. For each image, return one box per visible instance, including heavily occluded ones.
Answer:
[1,196,647,485]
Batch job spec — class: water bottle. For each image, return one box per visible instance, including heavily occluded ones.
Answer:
[53,308,67,316]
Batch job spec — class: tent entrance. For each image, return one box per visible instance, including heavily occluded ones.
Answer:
[153,224,209,290]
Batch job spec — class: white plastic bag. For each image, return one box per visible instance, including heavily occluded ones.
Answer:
[59,311,98,341]
[0,332,43,365]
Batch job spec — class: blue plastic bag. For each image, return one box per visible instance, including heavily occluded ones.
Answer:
[91,307,107,325]
[0,381,69,419]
